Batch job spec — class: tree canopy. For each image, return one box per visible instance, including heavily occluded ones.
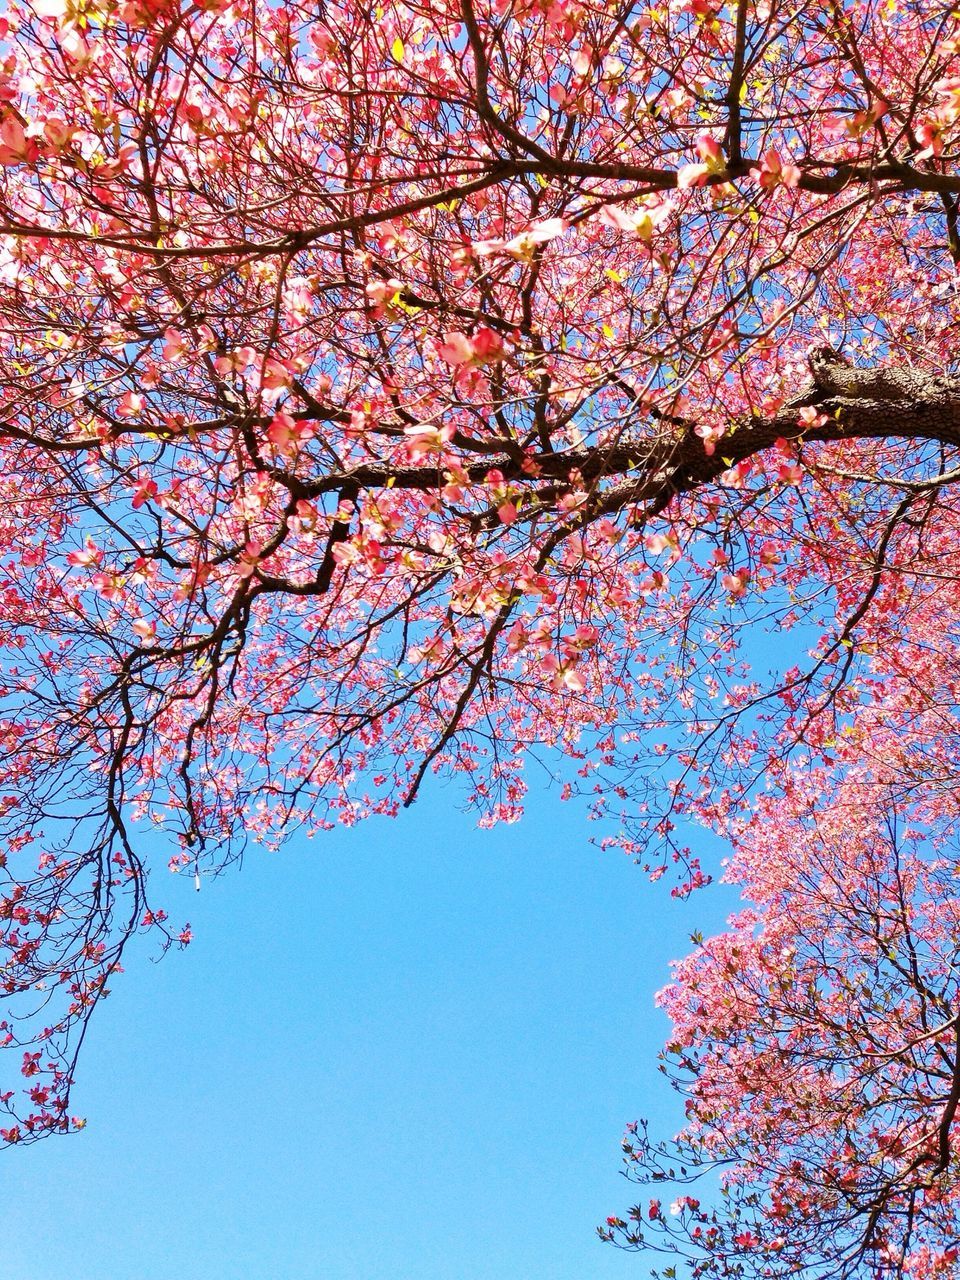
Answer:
[0,0,959,1272]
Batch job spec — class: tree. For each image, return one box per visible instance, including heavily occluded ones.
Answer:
[602,771,960,1276]
[0,0,958,1268]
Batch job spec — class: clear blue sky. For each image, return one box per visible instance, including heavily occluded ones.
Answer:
[5,782,738,1280]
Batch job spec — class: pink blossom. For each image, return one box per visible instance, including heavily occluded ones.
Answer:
[0,115,38,167]
[66,539,102,568]
[798,405,828,429]
[214,346,257,375]
[236,542,262,579]
[677,161,710,188]
[695,422,725,455]
[117,391,144,418]
[131,618,156,643]
[267,412,313,454]
[473,218,567,260]
[916,119,944,159]
[162,328,187,361]
[751,149,801,190]
[436,328,504,367]
[131,478,159,509]
[262,357,294,390]
[403,422,455,458]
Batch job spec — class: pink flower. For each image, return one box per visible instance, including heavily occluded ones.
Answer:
[67,538,102,568]
[695,422,725,455]
[214,346,257,375]
[798,405,828,429]
[474,218,567,260]
[440,332,478,363]
[935,77,960,126]
[403,422,455,458]
[719,459,752,488]
[916,119,945,160]
[293,499,318,532]
[437,328,504,367]
[91,143,137,182]
[670,1196,700,1215]
[331,540,362,568]
[506,621,529,654]
[696,132,722,162]
[267,412,313,455]
[845,100,888,138]
[131,618,156,643]
[539,652,585,692]
[598,196,674,242]
[571,624,598,649]
[759,541,780,566]
[599,203,646,233]
[640,569,670,595]
[562,666,585,692]
[42,118,73,152]
[262,357,293,390]
[676,133,727,189]
[30,0,71,21]
[677,162,710,189]
[236,542,262,578]
[751,149,801,190]
[117,391,144,418]
[0,115,39,167]
[365,278,407,318]
[162,328,187,362]
[90,572,122,600]
[131,478,158,509]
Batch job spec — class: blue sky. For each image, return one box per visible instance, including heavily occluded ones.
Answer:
[5,783,738,1280]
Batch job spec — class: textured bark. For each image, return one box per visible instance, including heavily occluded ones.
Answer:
[807,346,960,407]
[598,351,960,523]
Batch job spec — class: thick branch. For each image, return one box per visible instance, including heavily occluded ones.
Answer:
[307,358,960,521]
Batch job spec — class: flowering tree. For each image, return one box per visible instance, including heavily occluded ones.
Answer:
[0,0,959,1268]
